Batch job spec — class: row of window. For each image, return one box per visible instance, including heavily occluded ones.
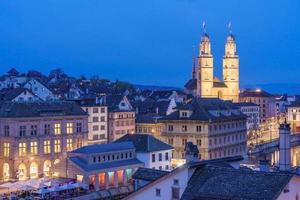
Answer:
[3,122,82,137]
[114,129,135,135]
[209,122,246,132]
[92,116,106,122]
[115,120,134,127]
[91,107,106,114]
[169,133,246,147]
[2,139,83,157]
[109,113,134,119]
[151,152,169,162]
[92,125,106,131]
[92,152,133,163]
[168,125,202,132]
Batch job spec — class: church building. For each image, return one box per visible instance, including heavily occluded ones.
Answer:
[185,27,239,102]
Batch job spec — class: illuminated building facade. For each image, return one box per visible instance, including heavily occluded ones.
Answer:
[0,101,88,182]
[67,142,143,190]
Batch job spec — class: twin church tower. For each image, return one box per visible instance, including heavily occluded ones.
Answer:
[185,24,239,102]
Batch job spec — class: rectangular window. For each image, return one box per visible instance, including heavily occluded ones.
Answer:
[44,140,51,154]
[152,154,156,162]
[182,125,187,132]
[197,139,201,146]
[67,138,73,151]
[159,153,162,161]
[93,125,99,131]
[168,138,173,145]
[168,125,173,132]
[54,140,61,153]
[30,141,38,155]
[172,187,180,200]
[4,125,9,137]
[92,117,99,122]
[196,125,202,132]
[100,107,105,113]
[165,152,169,160]
[100,116,105,122]
[44,124,50,135]
[67,123,73,134]
[77,138,83,148]
[155,188,161,197]
[93,108,99,113]
[3,143,10,157]
[182,138,187,146]
[54,123,61,135]
[18,143,26,156]
[19,126,26,137]
[76,123,82,133]
[100,125,105,130]
[31,125,37,136]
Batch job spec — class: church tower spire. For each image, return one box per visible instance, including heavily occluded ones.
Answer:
[192,45,197,79]
[197,21,214,97]
[223,22,239,102]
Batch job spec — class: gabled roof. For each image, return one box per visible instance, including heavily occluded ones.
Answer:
[69,157,142,172]
[181,165,294,200]
[160,98,246,122]
[105,94,132,112]
[7,68,19,76]
[133,168,169,182]
[0,88,37,101]
[0,101,87,118]
[114,134,173,153]
[71,142,135,154]
[240,89,274,98]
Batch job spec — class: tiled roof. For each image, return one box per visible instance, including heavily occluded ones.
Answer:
[184,79,197,90]
[71,142,135,154]
[105,94,130,112]
[233,102,259,107]
[149,90,175,100]
[69,157,143,172]
[0,101,87,118]
[131,98,171,116]
[0,88,37,101]
[181,165,293,200]
[240,89,274,98]
[287,99,300,107]
[160,98,246,122]
[133,168,169,182]
[114,134,173,153]
[136,113,161,124]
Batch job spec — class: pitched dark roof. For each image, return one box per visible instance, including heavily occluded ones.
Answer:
[136,113,161,124]
[181,165,293,200]
[184,79,197,90]
[7,68,19,76]
[0,101,87,118]
[233,102,259,107]
[114,134,173,152]
[105,94,130,112]
[287,99,300,107]
[240,89,274,98]
[0,88,36,101]
[160,98,246,122]
[71,142,135,154]
[133,168,169,182]
[69,157,142,172]
[131,98,171,116]
[149,90,175,100]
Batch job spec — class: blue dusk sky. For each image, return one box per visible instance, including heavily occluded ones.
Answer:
[0,0,299,88]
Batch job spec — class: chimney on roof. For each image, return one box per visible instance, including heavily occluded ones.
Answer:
[185,142,199,163]
[155,107,159,114]
[279,122,291,171]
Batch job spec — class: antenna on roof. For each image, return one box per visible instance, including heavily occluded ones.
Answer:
[228,21,232,34]
[202,20,206,33]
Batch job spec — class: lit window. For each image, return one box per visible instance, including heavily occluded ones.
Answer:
[3,143,10,157]
[44,140,51,154]
[67,139,73,151]
[18,143,26,156]
[54,140,61,153]
[54,123,61,135]
[67,123,73,134]
[30,141,38,155]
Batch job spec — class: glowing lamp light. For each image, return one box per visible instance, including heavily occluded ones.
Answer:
[255,89,261,92]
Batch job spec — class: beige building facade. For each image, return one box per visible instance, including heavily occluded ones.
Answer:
[160,98,247,166]
[195,32,239,102]
[0,101,88,182]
